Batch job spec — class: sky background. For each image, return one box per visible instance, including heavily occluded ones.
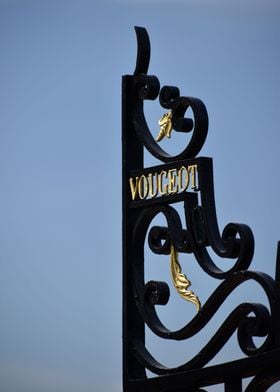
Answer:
[0,0,280,391]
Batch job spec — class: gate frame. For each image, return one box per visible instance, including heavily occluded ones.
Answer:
[122,27,280,392]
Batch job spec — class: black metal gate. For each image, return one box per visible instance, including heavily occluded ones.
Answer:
[122,27,280,391]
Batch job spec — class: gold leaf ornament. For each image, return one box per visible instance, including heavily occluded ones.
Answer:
[156,112,173,142]
[170,244,201,312]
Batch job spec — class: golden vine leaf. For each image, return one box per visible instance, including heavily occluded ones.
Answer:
[170,244,201,312]
[156,112,173,142]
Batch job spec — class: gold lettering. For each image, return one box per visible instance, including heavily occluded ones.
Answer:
[148,173,158,198]
[188,165,198,190]
[138,175,149,199]
[168,168,178,194]
[158,170,168,195]
[129,164,199,202]
[129,177,140,200]
[129,177,139,200]
[178,166,189,192]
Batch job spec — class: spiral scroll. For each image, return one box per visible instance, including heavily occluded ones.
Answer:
[132,28,209,163]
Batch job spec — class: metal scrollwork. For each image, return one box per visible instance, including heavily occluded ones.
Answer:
[122,26,280,392]
[131,205,276,376]
[133,28,208,163]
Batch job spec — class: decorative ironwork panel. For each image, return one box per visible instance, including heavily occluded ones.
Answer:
[122,27,280,392]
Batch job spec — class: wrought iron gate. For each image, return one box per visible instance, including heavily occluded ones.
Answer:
[122,27,280,391]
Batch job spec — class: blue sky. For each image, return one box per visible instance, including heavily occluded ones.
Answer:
[0,1,279,391]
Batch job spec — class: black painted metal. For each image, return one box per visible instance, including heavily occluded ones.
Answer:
[122,27,280,391]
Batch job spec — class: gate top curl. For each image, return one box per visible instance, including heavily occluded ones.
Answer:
[122,27,280,392]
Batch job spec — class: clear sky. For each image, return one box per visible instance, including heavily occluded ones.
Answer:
[0,0,279,391]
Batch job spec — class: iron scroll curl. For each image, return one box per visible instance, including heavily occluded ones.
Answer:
[131,205,276,375]
[133,27,208,163]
